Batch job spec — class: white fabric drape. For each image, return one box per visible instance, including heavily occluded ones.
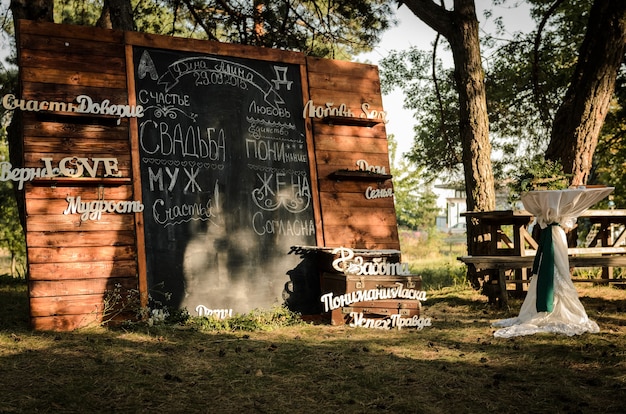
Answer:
[492,187,613,338]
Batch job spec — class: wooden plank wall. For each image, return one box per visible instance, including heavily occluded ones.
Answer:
[18,21,138,330]
[15,21,400,330]
[306,57,399,250]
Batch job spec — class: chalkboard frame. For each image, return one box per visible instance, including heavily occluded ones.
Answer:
[123,35,323,311]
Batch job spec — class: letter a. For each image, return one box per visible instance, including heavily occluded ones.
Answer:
[138,50,159,81]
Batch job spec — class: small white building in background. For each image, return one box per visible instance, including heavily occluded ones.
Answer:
[433,183,467,231]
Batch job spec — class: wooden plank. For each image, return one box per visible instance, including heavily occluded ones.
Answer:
[319,179,393,193]
[18,19,124,44]
[24,137,130,154]
[27,246,136,264]
[313,123,387,139]
[30,314,101,331]
[25,185,133,200]
[307,70,381,95]
[321,207,398,226]
[313,134,389,153]
[29,260,137,280]
[23,119,128,139]
[19,47,125,74]
[26,214,135,232]
[320,192,395,209]
[29,294,105,317]
[26,198,136,216]
[323,224,399,248]
[26,230,136,248]
[306,56,379,79]
[21,69,126,88]
[21,83,128,103]
[29,276,137,297]
[125,30,305,65]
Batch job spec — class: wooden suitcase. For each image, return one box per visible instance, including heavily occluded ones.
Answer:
[320,272,423,326]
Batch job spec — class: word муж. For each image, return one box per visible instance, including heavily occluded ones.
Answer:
[2,94,144,118]
[320,284,427,312]
[349,313,432,330]
[331,246,410,276]
[64,196,144,222]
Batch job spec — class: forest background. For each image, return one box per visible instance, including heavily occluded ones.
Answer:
[0,0,625,283]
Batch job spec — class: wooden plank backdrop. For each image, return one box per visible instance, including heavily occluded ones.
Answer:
[15,20,399,330]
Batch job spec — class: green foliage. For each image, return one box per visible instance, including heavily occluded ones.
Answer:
[186,305,304,332]
[388,135,441,230]
[507,157,570,204]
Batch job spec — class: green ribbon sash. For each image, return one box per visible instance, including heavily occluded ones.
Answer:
[532,223,559,313]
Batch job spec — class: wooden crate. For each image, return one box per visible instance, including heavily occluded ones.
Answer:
[320,272,422,325]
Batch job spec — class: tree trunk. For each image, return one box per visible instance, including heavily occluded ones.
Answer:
[97,0,135,31]
[546,0,626,185]
[402,0,495,212]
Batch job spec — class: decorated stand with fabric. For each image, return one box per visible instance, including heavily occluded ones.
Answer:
[492,187,613,338]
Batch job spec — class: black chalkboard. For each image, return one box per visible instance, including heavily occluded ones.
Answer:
[133,47,316,315]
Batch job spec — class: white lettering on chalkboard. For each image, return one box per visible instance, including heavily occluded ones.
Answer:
[252,211,315,236]
[251,168,311,213]
[139,120,226,160]
[152,198,218,227]
[158,56,285,109]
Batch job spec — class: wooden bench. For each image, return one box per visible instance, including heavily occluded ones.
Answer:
[459,247,626,306]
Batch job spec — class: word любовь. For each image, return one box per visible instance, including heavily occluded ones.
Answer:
[320,284,427,313]
[349,313,432,330]
[2,94,144,118]
[0,157,121,190]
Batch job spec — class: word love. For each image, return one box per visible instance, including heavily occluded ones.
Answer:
[320,284,427,312]
[64,196,144,222]
[331,246,410,276]
[0,157,121,190]
[349,313,432,330]
[195,306,233,319]
[2,94,144,118]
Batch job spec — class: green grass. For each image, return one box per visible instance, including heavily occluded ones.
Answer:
[2,273,625,413]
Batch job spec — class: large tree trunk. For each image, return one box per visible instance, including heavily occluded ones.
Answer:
[97,0,135,31]
[402,0,495,290]
[402,0,495,212]
[546,0,626,185]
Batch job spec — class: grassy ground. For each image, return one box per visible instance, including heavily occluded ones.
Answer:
[1,234,625,413]
[1,272,625,413]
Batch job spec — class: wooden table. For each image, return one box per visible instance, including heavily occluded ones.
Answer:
[459,208,626,305]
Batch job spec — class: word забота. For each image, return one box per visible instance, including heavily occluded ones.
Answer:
[320,284,426,312]
[331,246,410,276]
[349,313,432,330]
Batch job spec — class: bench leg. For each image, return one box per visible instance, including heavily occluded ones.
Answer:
[498,269,508,308]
